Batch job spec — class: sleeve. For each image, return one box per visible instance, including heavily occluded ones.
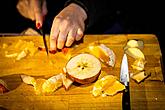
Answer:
[65,0,119,29]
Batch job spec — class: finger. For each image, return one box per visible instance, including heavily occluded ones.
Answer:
[65,28,77,47]
[50,20,60,51]
[42,0,47,18]
[75,28,84,41]
[33,0,43,29]
[57,29,69,49]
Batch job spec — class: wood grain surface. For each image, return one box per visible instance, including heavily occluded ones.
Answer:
[0,34,164,110]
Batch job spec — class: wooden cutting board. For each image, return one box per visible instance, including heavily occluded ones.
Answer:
[0,34,164,110]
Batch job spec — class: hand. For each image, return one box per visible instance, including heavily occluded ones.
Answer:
[50,3,87,51]
[17,0,47,28]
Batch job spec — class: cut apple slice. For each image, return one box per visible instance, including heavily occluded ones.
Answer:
[66,53,101,84]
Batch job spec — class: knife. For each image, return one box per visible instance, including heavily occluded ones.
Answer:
[120,54,131,110]
[36,22,49,55]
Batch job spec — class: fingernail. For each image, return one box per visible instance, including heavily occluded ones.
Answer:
[49,50,56,54]
[62,47,69,54]
[38,46,45,51]
[36,22,41,29]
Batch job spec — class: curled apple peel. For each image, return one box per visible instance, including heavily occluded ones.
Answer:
[88,44,116,67]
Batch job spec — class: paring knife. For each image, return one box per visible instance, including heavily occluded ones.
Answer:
[36,22,49,55]
[120,54,131,110]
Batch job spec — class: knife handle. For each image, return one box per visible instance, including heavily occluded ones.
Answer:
[122,84,131,110]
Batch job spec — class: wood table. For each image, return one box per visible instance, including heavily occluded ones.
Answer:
[0,34,164,110]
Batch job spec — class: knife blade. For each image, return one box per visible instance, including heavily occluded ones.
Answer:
[36,22,49,55]
[120,54,131,110]
[40,27,49,55]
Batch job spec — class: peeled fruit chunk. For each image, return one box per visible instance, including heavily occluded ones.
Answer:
[61,73,73,90]
[42,74,63,94]
[34,78,46,95]
[103,81,126,96]
[16,48,29,60]
[92,75,125,97]
[125,47,145,60]
[124,39,144,50]
[131,71,150,83]
[21,74,63,95]
[92,75,116,97]
[62,68,73,90]
[66,53,101,84]
[131,59,147,71]
[88,44,115,67]
[4,40,38,60]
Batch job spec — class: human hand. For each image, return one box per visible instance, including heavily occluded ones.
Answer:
[49,3,87,51]
[17,0,47,28]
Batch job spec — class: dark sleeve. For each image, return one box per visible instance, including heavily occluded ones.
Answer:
[65,0,119,29]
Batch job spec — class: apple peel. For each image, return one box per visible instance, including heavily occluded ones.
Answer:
[21,74,36,86]
[88,44,116,67]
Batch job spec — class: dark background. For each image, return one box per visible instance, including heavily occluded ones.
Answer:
[0,1,164,63]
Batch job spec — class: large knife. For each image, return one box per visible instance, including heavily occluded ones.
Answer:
[120,54,131,110]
